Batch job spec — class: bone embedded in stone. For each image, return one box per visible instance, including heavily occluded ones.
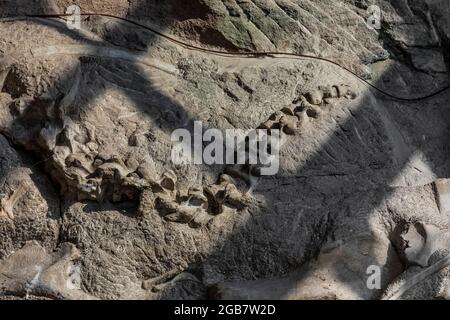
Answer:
[434,179,450,215]
[305,90,323,105]
[160,170,177,191]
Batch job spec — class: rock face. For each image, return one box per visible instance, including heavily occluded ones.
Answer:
[0,241,94,299]
[0,0,449,300]
[0,135,60,260]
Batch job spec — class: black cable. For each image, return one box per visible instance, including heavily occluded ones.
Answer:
[24,13,450,102]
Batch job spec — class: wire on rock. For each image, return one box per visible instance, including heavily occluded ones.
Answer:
[24,13,450,102]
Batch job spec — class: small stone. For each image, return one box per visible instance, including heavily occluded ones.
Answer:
[269,111,283,121]
[224,184,247,210]
[188,187,208,206]
[165,206,199,223]
[299,95,310,107]
[279,116,297,135]
[93,159,104,167]
[136,165,154,181]
[204,183,227,214]
[155,195,178,215]
[189,211,213,228]
[305,90,323,105]
[323,98,334,104]
[258,120,274,130]
[126,157,140,171]
[306,108,319,119]
[295,110,308,125]
[281,106,295,116]
[96,152,111,162]
[319,85,339,98]
[128,133,147,147]
[335,84,356,99]
[65,155,82,168]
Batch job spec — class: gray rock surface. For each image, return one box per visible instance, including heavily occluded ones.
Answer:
[0,0,449,300]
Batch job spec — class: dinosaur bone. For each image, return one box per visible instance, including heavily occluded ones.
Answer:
[0,241,94,299]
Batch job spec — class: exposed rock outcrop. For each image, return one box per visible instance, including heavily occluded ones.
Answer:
[0,0,449,300]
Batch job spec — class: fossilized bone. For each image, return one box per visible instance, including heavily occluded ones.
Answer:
[0,241,95,299]
[150,170,249,227]
[382,253,450,300]
[434,179,450,215]
[226,84,357,190]
[151,272,201,293]
[402,223,446,267]
[383,221,450,299]
[0,181,29,220]
[142,262,189,292]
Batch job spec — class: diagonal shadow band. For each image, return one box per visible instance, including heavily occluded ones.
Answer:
[0,0,449,300]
